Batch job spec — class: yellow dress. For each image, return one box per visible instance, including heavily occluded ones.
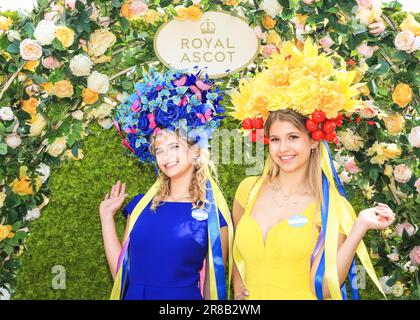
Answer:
[234,176,339,300]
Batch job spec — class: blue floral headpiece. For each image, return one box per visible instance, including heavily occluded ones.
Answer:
[114,68,225,164]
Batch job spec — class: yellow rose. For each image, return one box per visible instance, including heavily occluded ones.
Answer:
[55,26,75,48]
[21,97,38,116]
[224,0,240,5]
[267,30,281,45]
[174,6,188,21]
[262,14,276,29]
[382,144,402,160]
[187,6,202,21]
[28,113,47,137]
[40,82,54,95]
[87,29,116,57]
[0,192,6,209]
[0,16,13,31]
[11,166,41,196]
[64,149,84,161]
[82,88,99,105]
[142,9,160,25]
[358,84,370,96]
[23,60,40,72]
[400,14,420,36]
[384,113,405,134]
[53,80,74,98]
[392,83,412,108]
[47,136,67,157]
[0,225,10,241]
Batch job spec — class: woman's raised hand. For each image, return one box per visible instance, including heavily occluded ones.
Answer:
[357,202,396,231]
[99,180,128,221]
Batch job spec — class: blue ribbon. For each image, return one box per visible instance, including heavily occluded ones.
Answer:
[316,141,360,300]
[205,180,227,299]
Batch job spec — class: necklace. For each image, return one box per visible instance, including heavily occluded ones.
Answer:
[269,181,310,208]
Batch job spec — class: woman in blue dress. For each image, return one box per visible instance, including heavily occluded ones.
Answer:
[99,69,233,300]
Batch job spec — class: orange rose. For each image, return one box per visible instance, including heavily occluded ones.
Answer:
[384,113,405,134]
[82,88,99,105]
[262,14,276,29]
[53,80,74,98]
[23,60,40,72]
[21,97,38,116]
[187,6,202,21]
[392,83,412,108]
[11,176,41,196]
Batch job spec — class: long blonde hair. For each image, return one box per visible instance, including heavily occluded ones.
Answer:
[264,109,323,205]
[149,129,218,211]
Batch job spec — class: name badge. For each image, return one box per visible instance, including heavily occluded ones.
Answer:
[288,215,308,228]
[191,208,208,221]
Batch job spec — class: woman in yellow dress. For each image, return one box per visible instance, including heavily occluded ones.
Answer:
[229,38,396,300]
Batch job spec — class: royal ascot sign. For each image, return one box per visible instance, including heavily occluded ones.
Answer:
[154,11,260,78]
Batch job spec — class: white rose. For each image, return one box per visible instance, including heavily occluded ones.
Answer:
[69,54,93,77]
[96,103,114,119]
[391,283,404,297]
[47,136,67,157]
[393,164,412,184]
[0,287,11,300]
[98,118,114,129]
[355,8,374,26]
[33,20,56,45]
[338,129,364,151]
[260,0,283,18]
[0,107,14,121]
[387,252,399,262]
[356,41,378,58]
[5,134,21,149]
[24,207,41,221]
[6,30,20,42]
[339,171,352,184]
[87,71,110,94]
[379,276,392,294]
[394,31,420,53]
[71,110,84,121]
[36,163,51,184]
[408,126,420,148]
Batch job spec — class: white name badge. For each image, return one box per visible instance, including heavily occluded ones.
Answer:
[288,215,308,228]
[191,208,208,221]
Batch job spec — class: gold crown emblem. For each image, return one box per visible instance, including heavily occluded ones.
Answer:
[200,19,216,34]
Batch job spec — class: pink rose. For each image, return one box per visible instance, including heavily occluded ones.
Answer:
[387,252,399,262]
[393,164,412,183]
[20,39,42,61]
[99,16,111,28]
[396,221,416,237]
[64,0,76,10]
[262,44,277,57]
[369,21,386,35]
[344,158,361,174]
[357,0,372,8]
[357,41,379,58]
[44,11,60,21]
[394,31,420,53]
[359,101,378,118]
[42,56,60,70]
[415,178,420,193]
[319,35,334,51]
[130,0,148,17]
[408,127,420,148]
[409,246,420,266]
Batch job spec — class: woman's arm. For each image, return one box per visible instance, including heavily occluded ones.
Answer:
[232,199,249,300]
[99,180,129,280]
[310,203,395,299]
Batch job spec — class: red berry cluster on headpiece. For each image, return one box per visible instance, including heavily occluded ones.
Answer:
[242,117,269,144]
[305,110,343,143]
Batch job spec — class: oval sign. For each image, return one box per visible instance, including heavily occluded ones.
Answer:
[154,11,260,79]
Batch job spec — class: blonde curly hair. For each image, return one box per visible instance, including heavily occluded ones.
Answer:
[149,129,218,211]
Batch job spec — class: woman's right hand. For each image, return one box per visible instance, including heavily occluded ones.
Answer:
[99,180,128,221]
[234,287,249,300]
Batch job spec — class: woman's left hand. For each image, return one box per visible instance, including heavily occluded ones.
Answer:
[357,203,396,231]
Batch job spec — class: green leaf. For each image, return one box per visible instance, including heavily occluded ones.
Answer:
[369,168,379,183]
[0,143,7,155]
[6,43,19,54]
[52,38,65,51]
[111,0,122,8]
[119,17,129,33]
[33,74,48,85]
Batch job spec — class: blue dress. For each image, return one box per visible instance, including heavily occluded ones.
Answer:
[121,194,228,300]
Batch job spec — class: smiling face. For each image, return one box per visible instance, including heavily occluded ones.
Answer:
[268,119,317,174]
[152,130,198,179]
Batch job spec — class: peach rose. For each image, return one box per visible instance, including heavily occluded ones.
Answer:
[344,158,361,174]
[42,56,60,69]
[392,83,413,108]
[120,0,148,19]
[21,97,38,115]
[393,164,412,184]
[262,14,276,29]
[87,28,116,57]
[20,39,42,61]
[356,41,379,58]
[368,21,385,35]
[359,101,378,118]
[384,113,405,134]
[415,178,420,193]
[53,80,74,98]
[394,31,419,53]
[187,6,202,21]
[47,136,67,157]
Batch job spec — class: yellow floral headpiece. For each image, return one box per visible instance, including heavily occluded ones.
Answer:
[229,38,363,143]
